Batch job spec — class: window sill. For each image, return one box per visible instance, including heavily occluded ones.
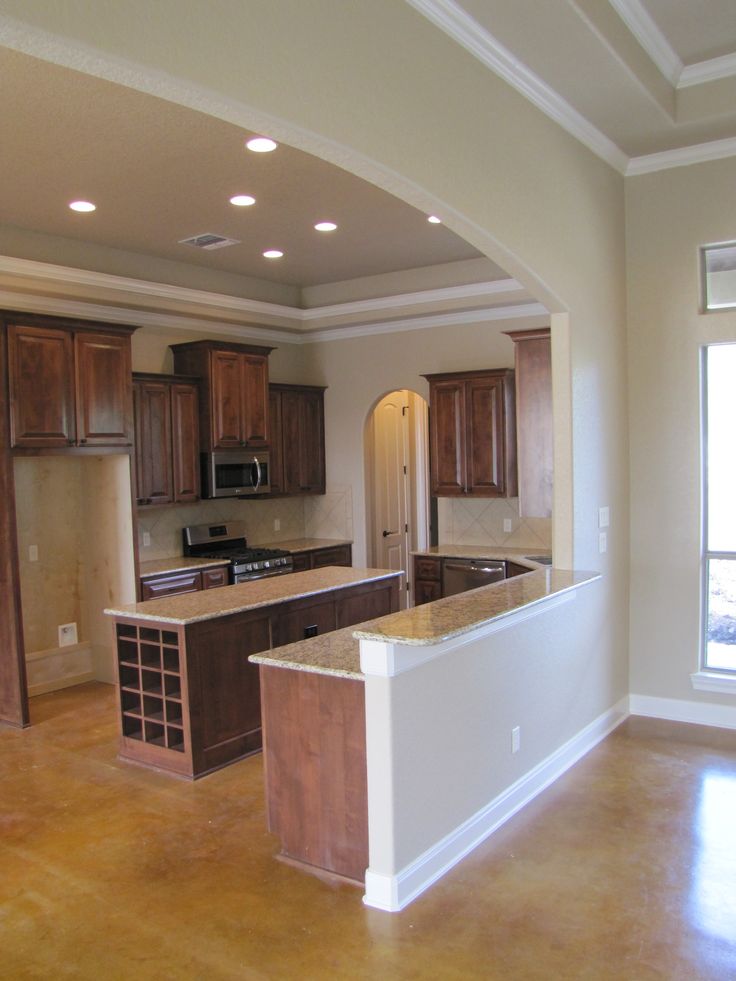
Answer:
[691,670,736,694]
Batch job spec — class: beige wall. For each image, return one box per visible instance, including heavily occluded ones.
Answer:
[626,156,736,707]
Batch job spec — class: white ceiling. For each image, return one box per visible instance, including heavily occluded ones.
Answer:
[0,1,734,335]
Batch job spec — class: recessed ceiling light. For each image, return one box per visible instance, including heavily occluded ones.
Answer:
[230,194,256,207]
[314,221,337,232]
[247,137,277,153]
[263,249,284,259]
[69,200,96,213]
[427,215,441,224]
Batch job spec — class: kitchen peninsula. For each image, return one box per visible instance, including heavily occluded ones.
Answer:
[104,566,400,778]
[252,565,601,904]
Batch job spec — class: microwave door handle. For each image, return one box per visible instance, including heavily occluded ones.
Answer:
[253,457,262,491]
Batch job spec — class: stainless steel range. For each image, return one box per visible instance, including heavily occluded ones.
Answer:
[182,522,293,584]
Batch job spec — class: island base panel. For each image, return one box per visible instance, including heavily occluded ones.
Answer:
[260,666,368,884]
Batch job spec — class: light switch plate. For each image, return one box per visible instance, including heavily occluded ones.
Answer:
[599,532,607,553]
[503,519,513,533]
[142,532,151,547]
[598,507,610,529]
[58,622,78,647]
[29,545,38,562]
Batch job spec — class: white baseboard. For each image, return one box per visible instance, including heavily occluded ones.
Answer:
[26,642,94,697]
[629,693,736,730]
[29,672,95,697]
[363,696,629,912]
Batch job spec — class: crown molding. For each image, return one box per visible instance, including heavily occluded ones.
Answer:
[299,277,524,321]
[0,256,546,345]
[304,303,548,343]
[679,51,736,88]
[404,0,628,174]
[626,135,736,176]
[606,0,682,86]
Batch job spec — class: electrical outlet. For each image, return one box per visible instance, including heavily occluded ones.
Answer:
[503,519,513,533]
[598,506,610,529]
[511,726,521,753]
[274,519,281,531]
[599,532,607,554]
[29,545,38,562]
[142,532,151,547]
[58,622,78,647]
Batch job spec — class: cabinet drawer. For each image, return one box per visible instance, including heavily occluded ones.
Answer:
[414,557,441,581]
[201,567,228,590]
[311,545,352,568]
[141,571,202,601]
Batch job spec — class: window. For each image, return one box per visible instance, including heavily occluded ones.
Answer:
[703,243,736,311]
[702,344,736,673]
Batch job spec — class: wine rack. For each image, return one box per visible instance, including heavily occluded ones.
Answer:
[116,622,185,754]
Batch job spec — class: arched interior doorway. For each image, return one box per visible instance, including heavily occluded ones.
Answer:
[365,390,429,609]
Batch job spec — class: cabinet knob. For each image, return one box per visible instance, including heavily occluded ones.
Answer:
[79,438,87,444]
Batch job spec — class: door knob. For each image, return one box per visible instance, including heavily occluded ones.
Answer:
[382,529,398,537]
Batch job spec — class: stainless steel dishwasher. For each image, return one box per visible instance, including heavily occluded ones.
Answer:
[442,557,506,596]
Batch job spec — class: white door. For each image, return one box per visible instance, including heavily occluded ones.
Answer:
[372,391,410,608]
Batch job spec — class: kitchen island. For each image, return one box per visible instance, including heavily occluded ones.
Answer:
[251,566,600,892]
[104,567,400,778]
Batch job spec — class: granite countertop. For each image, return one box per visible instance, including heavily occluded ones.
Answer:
[139,556,230,578]
[259,538,353,553]
[412,545,551,566]
[354,568,598,647]
[105,566,399,625]
[250,625,363,680]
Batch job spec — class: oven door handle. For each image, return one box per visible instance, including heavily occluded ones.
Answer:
[252,456,262,492]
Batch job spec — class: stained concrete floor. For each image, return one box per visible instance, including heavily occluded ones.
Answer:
[1,683,736,980]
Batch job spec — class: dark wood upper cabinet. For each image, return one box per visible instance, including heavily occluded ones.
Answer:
[8,324,77,447]
[75,331,133,445]
[269,383,326,496]
[424,368,517,498]
[170,382,200,503]
[171,340,273,452]
[133,373,199,507]
[505,328,552,518]
[6,315,135,450]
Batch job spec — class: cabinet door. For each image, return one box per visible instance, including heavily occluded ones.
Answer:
[7,324,76,447]
[465,375,506,495]
[268,388,284,495]
[295,389,325,493]
[290,552,311,572]
[75,331,133,446]
[429,379,466,495]
[275,598,337,646]
[171,382,200,502]
[134,380,173,506]
[241,354,269,447]
[414,580,441,606]
[211,351,244,448]
[511,329,552,517]
[201,566,228,589]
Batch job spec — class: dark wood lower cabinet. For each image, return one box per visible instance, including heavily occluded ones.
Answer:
[112,575,398,779]
[260,666,367,882]
[290,544,352,572]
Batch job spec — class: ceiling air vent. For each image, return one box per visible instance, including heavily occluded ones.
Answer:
[178,233,241,250]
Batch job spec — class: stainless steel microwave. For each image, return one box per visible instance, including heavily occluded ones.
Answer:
[201,450,270,498]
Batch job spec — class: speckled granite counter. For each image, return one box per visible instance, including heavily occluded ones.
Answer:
[251,625,363,680]
[355,568,598,647]
[105,567,397,625]
[412,545,551,566]
[259,537,353,553]
[251,567,599,679]
[138,556,230,578]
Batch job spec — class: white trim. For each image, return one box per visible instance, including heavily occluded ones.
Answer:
[680,52,736,88]
[359,589,576,678]
[404,0,628,175]
[363,697,629,911]
[691,670,736,694]
[28,672,95,698]
[299,278,524,320]
[304,303,548,343]
[606,0,682,86]
[627,136,736,176]
[629,693,736,730]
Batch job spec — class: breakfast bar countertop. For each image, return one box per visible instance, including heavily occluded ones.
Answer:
[105,567,399,626]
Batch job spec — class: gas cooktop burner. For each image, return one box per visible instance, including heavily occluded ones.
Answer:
[182,522,294,583]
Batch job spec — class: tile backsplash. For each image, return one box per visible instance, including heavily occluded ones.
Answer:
[437,497,551,550]
[137,486,354,560]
